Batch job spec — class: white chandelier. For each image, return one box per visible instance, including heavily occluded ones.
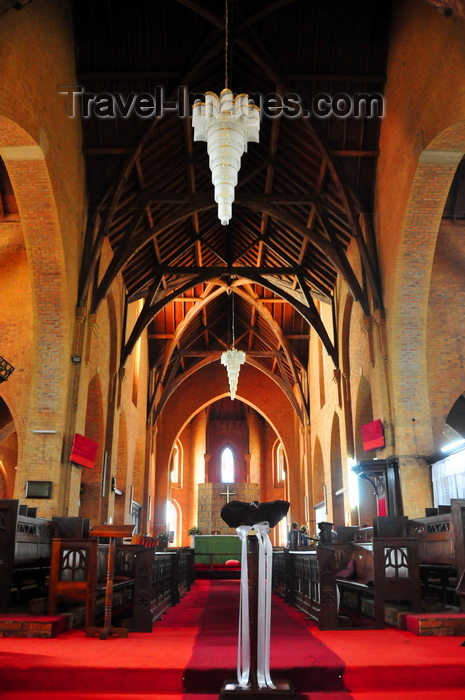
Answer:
[192,90,260,226]
[221,290,245,400]
[221,347,246,400]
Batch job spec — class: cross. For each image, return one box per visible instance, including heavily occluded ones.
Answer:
[220,484,236,503]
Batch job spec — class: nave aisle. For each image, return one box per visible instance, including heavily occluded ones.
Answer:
[0,580,464,699]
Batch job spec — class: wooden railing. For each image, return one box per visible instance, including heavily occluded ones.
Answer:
[274,538,421,630]
[272,546,339,630]
[48,539,195,632]
[407,499,465,606]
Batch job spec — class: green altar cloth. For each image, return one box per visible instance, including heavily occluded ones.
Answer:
[194,535,241,565]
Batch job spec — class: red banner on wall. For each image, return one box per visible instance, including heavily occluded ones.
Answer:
[70,433,98,469]
[361,419,385,451]
[377,496,387,516]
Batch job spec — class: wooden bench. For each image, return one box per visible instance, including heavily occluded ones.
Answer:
[276,533,421,630]
[0,499,53,611]
[47,537,137,629]
[335,537,421,628]
[407,498,465,606]
[47,538,195,632]
[335,542,374,598]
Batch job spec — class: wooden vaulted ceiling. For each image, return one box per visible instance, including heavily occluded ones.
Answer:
[72,0,391,425]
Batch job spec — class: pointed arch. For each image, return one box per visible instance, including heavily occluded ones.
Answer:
[0,120,70,504]
[167,499,182,547]
[0,399,17,498]
[312,436,325,506]
[354,374,377,525]
[391,124,465,431]
[114,411,128,524]
[330,413,344,528]
[220,445,235,483]
[79,374,105,524]
[133,435,145,506]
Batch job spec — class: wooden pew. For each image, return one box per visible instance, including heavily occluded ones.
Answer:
[272,547,339,630]
[407,498,465,605]
[47,538,136,629]
[0,499,53,611]
[276,534,421,630]
[334,542,374,607]
[47,538,195,632]
[335,537,421,628]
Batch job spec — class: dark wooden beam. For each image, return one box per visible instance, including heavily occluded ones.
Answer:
[285,73,386,83]
[77,71,180,80]
[173,0,223,29]
[121,272,213,366]
[241,270,338,366]
[236,0,298,32]
[83,148,133,155]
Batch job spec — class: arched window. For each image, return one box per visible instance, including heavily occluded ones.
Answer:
[170,440,183,487]
[221,446,234,483]
[273,440,286,484]
[277,443,285,482]
[167,501,178,546]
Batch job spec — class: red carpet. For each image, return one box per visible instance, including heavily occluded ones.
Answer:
[0,579,464,699]
[183,580,346,693]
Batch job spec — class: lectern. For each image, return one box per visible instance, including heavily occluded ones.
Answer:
[85,523,135,640]
[219,500,294,699]
[219,532,294,699]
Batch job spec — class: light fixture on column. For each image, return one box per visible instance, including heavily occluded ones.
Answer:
[221,291,245,400]
[0,356,14,383]
[191,0,260,226]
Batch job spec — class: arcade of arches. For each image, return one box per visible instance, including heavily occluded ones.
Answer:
[2,0,465,547]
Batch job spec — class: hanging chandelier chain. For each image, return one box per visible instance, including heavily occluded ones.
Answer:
[191,0,260,227]
[232,290,236,347]
[225,0,229,90]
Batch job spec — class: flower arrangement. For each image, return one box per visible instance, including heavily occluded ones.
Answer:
[188,525,202,536]
[157,531,170,544]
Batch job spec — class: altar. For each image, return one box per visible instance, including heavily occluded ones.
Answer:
[193,534,241,566]
[197,482,259,535]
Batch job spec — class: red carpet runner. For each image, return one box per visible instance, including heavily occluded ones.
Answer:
[183,579,347,694]
[1,579,465,699]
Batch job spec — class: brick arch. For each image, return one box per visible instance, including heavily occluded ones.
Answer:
[79,374,105,525]
[105,292,119,376]
[114,411,128,524]
[354,374,377,524]
[0,117,69,498]
[133,435,145,506]
[341,293,354,378]
[0,399,17,498]
[340,293,355,458]
[169,498,182,547]
[330,412,344,527]
[0,461,8,498]
[0,119,69,414]
[392,123,465,427]
[154,362,300,529]
[312,436,325,506]
[354,375,374,458]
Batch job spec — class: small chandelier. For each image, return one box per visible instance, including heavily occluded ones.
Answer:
[192,0,260,226]
[221,291,245,400]
[221,347,246,400]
